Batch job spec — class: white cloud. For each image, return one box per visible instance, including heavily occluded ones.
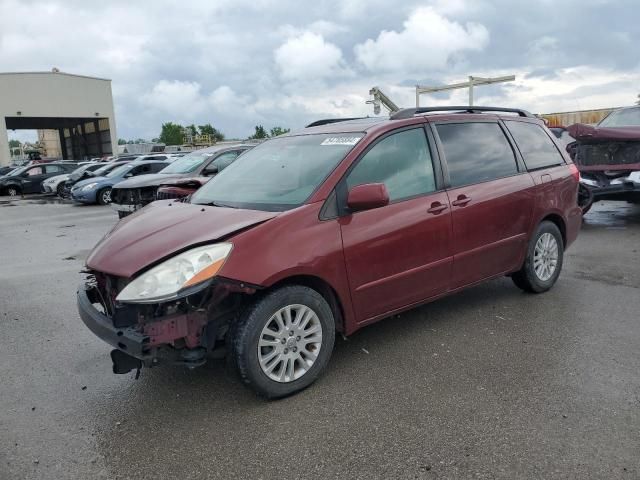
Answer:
[354,6,489,73]
[274,32,350,81]
[140,80,206,118]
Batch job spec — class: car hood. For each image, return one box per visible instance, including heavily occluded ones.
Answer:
[86,201,279,277]
[112,173,188,189]
[567,123,640,142]
[73,176,112,189]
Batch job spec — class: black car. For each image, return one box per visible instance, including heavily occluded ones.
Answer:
[0,163,78,196]
[110,144,253,217]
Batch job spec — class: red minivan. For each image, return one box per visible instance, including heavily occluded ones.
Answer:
[78,106,582,398]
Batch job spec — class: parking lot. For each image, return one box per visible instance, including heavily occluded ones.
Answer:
[0,197,638,479]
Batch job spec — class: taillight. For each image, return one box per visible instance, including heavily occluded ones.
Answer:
[568,163,580,182]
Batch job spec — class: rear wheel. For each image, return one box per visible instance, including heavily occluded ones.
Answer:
[97,187,112,205]
[512,221,564,293]
[231,285,335,398]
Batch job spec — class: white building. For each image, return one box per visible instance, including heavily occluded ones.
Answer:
[0,71,117,166]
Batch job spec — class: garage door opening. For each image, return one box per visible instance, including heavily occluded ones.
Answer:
[5,116,114,163]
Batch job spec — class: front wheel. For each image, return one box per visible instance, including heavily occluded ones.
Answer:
[512,221,564,293]
[6,186,20,197]
[97,187,112,205]
[56,182,65,197]
[231,285,335,398]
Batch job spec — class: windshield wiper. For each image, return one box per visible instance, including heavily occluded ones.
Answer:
[196,201,239,209]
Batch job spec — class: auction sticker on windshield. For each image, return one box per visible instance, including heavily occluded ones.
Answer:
[320,137,361,146]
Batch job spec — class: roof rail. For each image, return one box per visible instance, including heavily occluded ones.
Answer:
[390,106,534,120]
[305,117,366,128]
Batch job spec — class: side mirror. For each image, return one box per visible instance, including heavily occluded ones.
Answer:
[124,172,133,178]
[347,183,389,212]
[203,165,219,176]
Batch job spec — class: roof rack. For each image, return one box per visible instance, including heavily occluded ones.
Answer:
[305,117,366,128]
[390,106,534,120]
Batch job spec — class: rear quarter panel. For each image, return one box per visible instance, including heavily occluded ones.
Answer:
[530,165,582,248]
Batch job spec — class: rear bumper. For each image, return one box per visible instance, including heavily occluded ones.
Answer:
[77,283,150,359]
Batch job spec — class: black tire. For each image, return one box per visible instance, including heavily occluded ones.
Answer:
[97,187,112,205]
[512,221,564,293]
[56,182,65,197]
[231,285,335,399]
[6,186,21,197]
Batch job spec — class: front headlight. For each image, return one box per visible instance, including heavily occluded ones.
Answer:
[116,243,233,303]
[82,182,98,191]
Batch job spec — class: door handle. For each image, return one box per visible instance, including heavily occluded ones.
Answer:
[451,195,471,207]
[427,202,448,214]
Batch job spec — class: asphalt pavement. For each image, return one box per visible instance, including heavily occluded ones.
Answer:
[0,197,639,480]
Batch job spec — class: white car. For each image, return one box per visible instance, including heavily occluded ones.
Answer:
[42,173,70,195]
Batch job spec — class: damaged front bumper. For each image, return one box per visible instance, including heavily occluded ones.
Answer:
[77,277,257,374]
[580,171,640,201]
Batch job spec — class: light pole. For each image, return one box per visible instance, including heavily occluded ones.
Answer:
[415,75,516,107]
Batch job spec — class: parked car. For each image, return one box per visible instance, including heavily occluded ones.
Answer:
[110,144,253,217]
[566,105,640,213]
[78,106,581,398]
[40,162,93,195]
[62,162,129,198]
[71,160,169,205]
[0,162,78,196]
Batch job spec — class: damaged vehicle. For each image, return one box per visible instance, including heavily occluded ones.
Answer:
[155,176,210,201]
[566,105,640,213]
[110,144,254,218]
[78,106,581,398]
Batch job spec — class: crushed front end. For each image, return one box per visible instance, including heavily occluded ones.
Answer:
[78,271,256,374]
[566,122,640,211]
[111,186,158,217]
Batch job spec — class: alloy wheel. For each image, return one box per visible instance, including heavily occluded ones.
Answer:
[102,189,111,204]
[7,187,18,196]
[257,304,323,383]
[533,233,558,281]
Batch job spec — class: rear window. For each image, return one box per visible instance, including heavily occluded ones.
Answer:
[505,121,565,170]
[436,122,518,188]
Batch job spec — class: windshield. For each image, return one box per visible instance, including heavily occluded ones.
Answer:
[599,107,640,127]
[106,164,134,178]
[191,133,364,211]
[159,151,216,174]
[8,166,27,176]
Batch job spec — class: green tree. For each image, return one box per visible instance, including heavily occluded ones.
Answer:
[249,125,268,139]
[159,122,185,146]
[269,126,290,137]
[198,123,225,142]
[135,138,147,144]
[8,139,21,148]
[185,124,197,136]
[117,138,127,145]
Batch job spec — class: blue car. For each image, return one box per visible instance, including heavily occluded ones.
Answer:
[71,160,168,205]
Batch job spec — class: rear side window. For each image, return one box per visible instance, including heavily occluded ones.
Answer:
[346,128,436,202]
[505,121,565,170]
[436,123,517,188]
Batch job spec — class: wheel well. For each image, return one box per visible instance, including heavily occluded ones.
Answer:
[269,275,345,333]
[541,214,566,246]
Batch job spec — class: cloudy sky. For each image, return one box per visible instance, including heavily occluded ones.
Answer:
[1,0,638,141]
